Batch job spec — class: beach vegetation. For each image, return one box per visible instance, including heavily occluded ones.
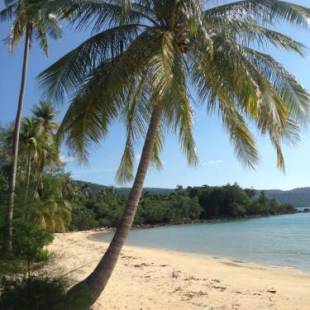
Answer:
[0,0,63,255]
[0,104,69,282]
[68,183,295,230]
[0,276,67,310]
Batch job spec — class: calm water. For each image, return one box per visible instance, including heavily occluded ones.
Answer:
[93,213,310,272]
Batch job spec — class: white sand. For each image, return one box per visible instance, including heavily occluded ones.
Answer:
[48,231,310,310]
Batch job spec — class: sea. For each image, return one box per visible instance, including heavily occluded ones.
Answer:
[92,211,310,272]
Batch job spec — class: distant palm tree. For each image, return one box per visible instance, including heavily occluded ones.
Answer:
[32,101,58,139]
[29,174,72,233]
[18,116,60,216]
[19,117,45,205]
[31,101,60,174]
[0,0,62,253]
[39,0,310,307]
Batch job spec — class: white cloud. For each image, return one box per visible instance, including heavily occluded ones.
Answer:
[60,154,76,164]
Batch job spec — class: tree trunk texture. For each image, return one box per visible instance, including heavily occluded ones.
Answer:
[6,27,31,255]
[64,102,163,309]
[24,152,32,219]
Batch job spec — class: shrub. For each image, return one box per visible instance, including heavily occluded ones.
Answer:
[0,276,67,310]
[12,221,53,274]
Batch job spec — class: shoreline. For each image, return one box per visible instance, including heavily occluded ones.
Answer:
[85,209,308,232]
[48,231,310,310]
[86,212,310,274]
[88,232,310,276]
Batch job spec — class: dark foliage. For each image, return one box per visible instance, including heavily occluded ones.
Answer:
[0,221,53,275]
[70,183,296,230]
[75,180,310,208]
[0,276,67,310]
[12,221,53,263]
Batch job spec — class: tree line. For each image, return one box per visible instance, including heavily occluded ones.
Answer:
[69,183,296,230]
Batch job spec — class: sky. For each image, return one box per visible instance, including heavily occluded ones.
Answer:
[1,1,310,190]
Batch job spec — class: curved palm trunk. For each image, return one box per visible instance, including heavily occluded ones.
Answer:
[6,27,31,255]
[64,102,162,309]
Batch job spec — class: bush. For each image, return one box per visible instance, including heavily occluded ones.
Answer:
[13,221,53,258]
[0,276,67,310]
[12,221,53,274]
[0,221,53,258]
[0,221,53,276]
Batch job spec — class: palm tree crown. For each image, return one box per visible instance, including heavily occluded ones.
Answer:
[32,101,58,133]
[40,0,310,179]
[0,0,62,54]
[19,115,60,174]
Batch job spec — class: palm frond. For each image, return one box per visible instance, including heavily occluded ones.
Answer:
[35,24,49,56]
[204,17,306,55]
[60,0,141,32]
[162,53,198,165]
[189,47,259,167]
[116,76,149,183]
[38,24,141,101]
[243,48,310,124]
[205,0,310,27]
[57,30,164,159]
[151,127,164,169]
[45,13,63,40]
[0,2,18,22]
[1,0,62,53]
[148,30,175,98]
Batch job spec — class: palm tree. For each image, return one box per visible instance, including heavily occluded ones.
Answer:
[31,101,60,174]
[39,0,310,307]
[29,174,72,233]
[19,117,45,205]
[32,101,58,139]
[18,116,60,216]
[0,0,62,254]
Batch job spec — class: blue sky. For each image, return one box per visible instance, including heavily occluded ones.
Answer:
[1,1,310,190]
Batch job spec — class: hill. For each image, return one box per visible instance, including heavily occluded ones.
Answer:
[74,180,174,197]
[74,181,310,208]
[263,187,310,208]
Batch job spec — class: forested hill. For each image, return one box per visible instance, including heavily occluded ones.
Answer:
[74,181,310,208]
[74,180,175,196]
[264,188,310,208]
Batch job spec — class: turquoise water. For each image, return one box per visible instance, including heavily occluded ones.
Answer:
[93,213,310,272]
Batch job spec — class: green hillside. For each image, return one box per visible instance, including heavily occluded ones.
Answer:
[74,180,175,197]
[74,181,310,208]
[264,188,310,208]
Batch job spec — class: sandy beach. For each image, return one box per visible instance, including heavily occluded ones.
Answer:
[48,231,310,310]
